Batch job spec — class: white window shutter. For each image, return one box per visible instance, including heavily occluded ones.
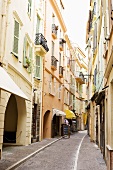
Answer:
[49,74,52,93]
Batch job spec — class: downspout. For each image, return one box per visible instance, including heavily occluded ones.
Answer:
[0,0,10,65]
[39,0,47,141]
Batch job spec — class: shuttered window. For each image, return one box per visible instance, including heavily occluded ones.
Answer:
[35,56,41,79]
[23,36,27,66]
[53,78,56,95]
[28,0,32,16]
[23,36,32,71]
[58,84,61,99]
[52,41,54,56]
[13,20,19,56]
[49,74,52,93]
[36,15,40,33]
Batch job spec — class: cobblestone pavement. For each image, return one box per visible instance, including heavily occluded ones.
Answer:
[0,131,107,170]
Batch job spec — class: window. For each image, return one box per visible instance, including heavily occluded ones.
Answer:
[13,20,19,56]
[58,84,61,99]
[52,14,55,24]
[49,75,52,94]
[52,41,55,56]
[35,56,41,79]
[48,75,56,95]
[36,15,40,33]
[23,36,32,69]
[59,52,61,66]
[64,90,69,104]
[28,0,32,16]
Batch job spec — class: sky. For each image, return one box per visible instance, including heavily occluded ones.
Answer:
[64,0,90,54]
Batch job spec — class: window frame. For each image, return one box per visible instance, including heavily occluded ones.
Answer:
[28,0,32,17]
[35,56,41,79]
[13,19,20,57]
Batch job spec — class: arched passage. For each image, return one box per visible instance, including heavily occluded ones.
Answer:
[3,94,27,145]
[52,114,60,138]
[43,110,50,139]
[3,95,18,143]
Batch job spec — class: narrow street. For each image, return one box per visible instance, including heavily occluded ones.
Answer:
[4,131,105,170]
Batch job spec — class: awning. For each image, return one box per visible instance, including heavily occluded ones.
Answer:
[65,110,76,119]
[53,109,66,116]
[96,90,105,105]
[0,67,29,100]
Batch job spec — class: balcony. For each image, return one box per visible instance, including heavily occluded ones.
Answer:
[52,24,58,39]
[75,72,85,84]
[59,38,66,51]
[35,33,49,56]
[51,56,58,70]
[59,66,63,78]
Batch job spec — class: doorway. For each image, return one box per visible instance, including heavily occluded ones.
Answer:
[3,95,18,143]
[43,110,50,139]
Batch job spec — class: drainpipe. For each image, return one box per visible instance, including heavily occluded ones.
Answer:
[0,0,10,65]
[39,0,46,141]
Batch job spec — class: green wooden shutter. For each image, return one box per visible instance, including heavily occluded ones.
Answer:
[28,0,32,16]
[13,20,19,55]
[35,56,40,78]
[36,16,40,33]
[49,74,52,93]
[29,46,32,59]
[27,46,32,73]
[23,36,27,66]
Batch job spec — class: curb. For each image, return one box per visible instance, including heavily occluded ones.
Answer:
[6,137,62,170]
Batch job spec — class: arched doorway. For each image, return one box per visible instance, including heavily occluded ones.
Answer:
[43,110,50,139]
[3,94,27,146]
[52,114,60,138]
[3,95,18,143]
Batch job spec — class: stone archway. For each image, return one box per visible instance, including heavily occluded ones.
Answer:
[3,95,18,143]
[3,94,27,145]
[43,110,50,139]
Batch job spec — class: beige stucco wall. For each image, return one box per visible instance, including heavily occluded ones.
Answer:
[0,65,32,157]
[0,0,34,159]
[42,0,66,138]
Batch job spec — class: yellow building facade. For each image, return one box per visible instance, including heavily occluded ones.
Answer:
[86,0,113,169]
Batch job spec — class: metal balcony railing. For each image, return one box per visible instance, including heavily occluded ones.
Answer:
[79,72,85,82]
[59,66,63,77]
[75,71,85,84]
[59,38,66,51]
[51,56,57,70]
[35,33,49,52]
[52,24,58,38]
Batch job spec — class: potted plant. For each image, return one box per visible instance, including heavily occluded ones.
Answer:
[24,56,31,68]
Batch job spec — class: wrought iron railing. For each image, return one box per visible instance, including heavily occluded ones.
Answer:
[52,24,58,37]
[51,56,57,69]
[59,66,63,76]
[79,72,85,82]
[35,33,49,52]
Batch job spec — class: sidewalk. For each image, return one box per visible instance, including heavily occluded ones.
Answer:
[0,137,62,170]
[77,134,107,170]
